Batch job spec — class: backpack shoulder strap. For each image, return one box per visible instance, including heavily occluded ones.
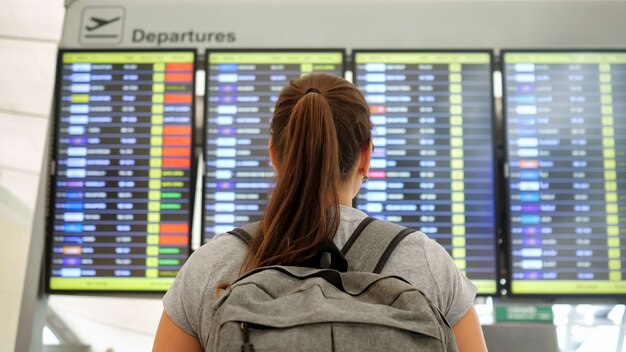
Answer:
[227,222,260,246]
[342,217,415,274]
[227,219,414,274]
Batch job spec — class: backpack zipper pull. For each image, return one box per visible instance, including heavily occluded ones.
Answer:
[240,322,256,352]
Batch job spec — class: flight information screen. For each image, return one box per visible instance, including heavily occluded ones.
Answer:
[504,51,626,295]
[353,51,497,294]
[204,51,345,242]
[48,50,195,292]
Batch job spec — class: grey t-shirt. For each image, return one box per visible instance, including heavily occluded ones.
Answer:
[164,205,477,341]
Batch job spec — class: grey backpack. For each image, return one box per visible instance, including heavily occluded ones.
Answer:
[206,217,458,352]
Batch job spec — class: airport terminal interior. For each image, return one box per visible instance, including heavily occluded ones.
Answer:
[3,0,626,351]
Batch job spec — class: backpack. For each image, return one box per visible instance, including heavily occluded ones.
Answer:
[206,217,458,352]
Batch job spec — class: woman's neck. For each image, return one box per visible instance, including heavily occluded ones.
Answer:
[337,178,359,207]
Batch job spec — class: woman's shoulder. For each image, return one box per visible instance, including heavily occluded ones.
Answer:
[168,232,248,300]
[163,232,248,337]
[384,227,455,274]
[378,225,455,291]
[383,228,477,325]
[192,232,249,261]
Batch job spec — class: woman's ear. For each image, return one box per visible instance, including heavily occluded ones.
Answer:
[357,139,373,177]
[268,138,279,173]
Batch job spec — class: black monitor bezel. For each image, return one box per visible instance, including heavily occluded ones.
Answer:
[351,49,501,296]
[46,48,198,295]
[201,48,347,245]
[501,48,626,298]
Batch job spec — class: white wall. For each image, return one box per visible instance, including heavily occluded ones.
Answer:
[0,0,64,350]
[48,296,163,352]
[61,0,626,49]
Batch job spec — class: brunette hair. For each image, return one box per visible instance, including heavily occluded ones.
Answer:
[240,73,372,273]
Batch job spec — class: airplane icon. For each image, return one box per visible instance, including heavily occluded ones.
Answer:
[85,16,121,31]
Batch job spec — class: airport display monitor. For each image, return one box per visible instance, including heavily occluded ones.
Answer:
[504,51,626,295]
[353,50,498,294]
[203,50,345,242]
[47,50,195,292]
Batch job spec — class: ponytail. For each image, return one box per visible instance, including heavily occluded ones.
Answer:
[240,74,371,273]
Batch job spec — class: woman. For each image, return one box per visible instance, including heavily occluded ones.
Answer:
[153,73,487,351]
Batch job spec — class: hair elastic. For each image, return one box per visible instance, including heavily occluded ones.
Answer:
[305,87,321,95]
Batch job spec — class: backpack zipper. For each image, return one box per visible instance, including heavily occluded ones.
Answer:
[240,322,256,352]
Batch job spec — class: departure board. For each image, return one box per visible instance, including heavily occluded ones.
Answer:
[353,51,498,294]
[47,50,195,292]
[204,50,345,242]
[504,51,626,295]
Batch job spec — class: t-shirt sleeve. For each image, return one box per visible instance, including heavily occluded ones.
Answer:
[163,243,219,336]
[422,237,477,326]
